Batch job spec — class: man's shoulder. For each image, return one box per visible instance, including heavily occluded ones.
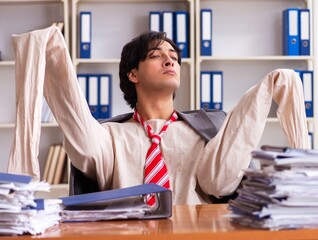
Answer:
[178,109,227,142]
[98,112,133,124]
[179,109,226,117]
[98,109,227,124]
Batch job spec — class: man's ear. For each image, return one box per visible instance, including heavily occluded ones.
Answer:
[127,69,138,83]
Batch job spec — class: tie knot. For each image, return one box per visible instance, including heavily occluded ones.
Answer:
[133,109,178,145]
[150,134,161,144]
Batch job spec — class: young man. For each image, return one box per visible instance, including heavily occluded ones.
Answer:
[8,27,309,205]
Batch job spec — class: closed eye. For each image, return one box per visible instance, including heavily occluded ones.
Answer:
[170,55,178,61]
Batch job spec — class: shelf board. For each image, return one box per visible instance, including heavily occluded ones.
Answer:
[35,183,69,199]
[75,57,192,65]
[0,122,59,129]
[75,58,120,65]
[0,61,15,66]
[0,0,64,3]
[199,56,314,62]
[75,0,188,3]
[266,117,314,123]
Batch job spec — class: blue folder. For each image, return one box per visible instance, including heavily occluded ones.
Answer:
[200,9,212,56]
[200,71,223,110]
[211,71,223,110]
[174,11,189,58]
[0,172,32,184]
[79,11,92,58]
[87,75,99,119]
[98,74,112,119]
[299,8,310,56]
[283,8,300,56]
[200,71,212,109]
[300,70,313,117]
[60,183,172,220]
[149,11,161,32]
[162,11,174,40]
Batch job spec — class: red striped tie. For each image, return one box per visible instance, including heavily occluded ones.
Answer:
[133,110,178,206]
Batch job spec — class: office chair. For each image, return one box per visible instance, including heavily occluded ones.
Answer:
[69,163,100,196]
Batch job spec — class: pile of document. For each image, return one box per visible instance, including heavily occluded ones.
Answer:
[0,172,61,235]
[228,145,318,230]
[0,173,173,234]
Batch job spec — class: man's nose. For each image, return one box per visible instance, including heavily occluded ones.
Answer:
[163,56,174,67]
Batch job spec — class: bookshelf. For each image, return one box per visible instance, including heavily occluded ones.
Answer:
[1,0,317,198]
[0,0,69,189]
[195,0,316,148]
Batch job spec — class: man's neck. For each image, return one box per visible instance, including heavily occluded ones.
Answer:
[136,101,174,121]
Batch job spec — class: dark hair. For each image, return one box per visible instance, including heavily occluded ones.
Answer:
[119,31,181,109]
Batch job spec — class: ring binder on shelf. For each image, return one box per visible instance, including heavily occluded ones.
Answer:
[200,71,223,110]
[200,9,212,56]
[300,70,313,118]
[299,8,310,56]
[283,8,300,56]
[162,11,174,40]
[200,71,212,110]
[149,11,161,32]
[99,74,112,119]
[79,11,92,58]
[88,75,99,119]
[211,71,223,110]
[174,11,189,58]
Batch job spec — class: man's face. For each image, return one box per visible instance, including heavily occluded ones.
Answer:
[129,41,181,97]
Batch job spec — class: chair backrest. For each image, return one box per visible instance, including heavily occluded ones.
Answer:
[69,162,238,203]
[69,163,99,196]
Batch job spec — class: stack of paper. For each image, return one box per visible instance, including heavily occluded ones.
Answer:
[228,146,318,230]
[0,173,62,235]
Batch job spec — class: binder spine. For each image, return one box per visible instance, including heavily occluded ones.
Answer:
[300,70,313,118]
[200,9,212,56]
[174,11,189,58]
[149,11,161,32]
[200,71,212,110]
[283,8,300,56]
[299,8,310,56]
[99,74,112,119]
[79,11,92,58]
[162,11,174,40]
[211,71,223,110]
[88,75,99,119]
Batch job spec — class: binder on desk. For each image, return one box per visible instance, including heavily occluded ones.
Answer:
[211,71,223,110]
[300,70,313,117]
[299,8,310,56]
[149,11,161,32]
[174,11,189,58]
[200,71,212,109]
[99,74,112,119]
[0,172,32,184]
[88,75,99,119]
[60,183,172,221]
[200,9,212,56]
[283,8,299,56]
[162,11,174,40]
[80,11,92,58]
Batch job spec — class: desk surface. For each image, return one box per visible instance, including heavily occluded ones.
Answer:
[3,204,318,240]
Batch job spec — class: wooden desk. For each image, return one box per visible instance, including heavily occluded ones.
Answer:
[3,204,318,240]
